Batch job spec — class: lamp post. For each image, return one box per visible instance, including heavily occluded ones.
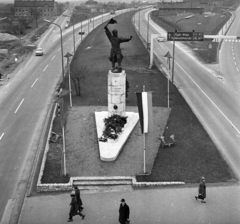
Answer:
[62,14,76,54]
[138,7,140,34]
[44,19,64,79]
[171,15,194,91]
[147,12,150,50]
[64,52,73,108]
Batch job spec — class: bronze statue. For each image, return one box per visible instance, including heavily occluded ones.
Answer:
[104,18,132,73]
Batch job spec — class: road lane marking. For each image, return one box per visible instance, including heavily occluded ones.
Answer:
[237,67,239,71]
[31,78,38,88]
[43,65,48,72]
[63,42,66,45]
[234,61,237,65]
[0,133,4,140]
[69,37,72,41]
[51,55,56,60]
[15,99,24,114]
[177,62,240,135]
[233,56,235,60]
[58,48,61,51]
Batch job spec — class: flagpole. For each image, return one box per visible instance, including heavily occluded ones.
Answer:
[168,58,170,108]
[143,85,146,174]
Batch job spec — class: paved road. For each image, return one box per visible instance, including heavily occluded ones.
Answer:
[0,9,121,222]
[134,8,240,179]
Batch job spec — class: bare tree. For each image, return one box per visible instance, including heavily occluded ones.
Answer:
[70,65,87,96]
[30,7,41,28]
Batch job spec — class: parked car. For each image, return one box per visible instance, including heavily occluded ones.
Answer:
[79,29,85,35]
[110,10,115,15]
[35,47,43,56]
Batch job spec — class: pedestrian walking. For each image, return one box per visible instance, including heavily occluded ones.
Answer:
[68,191,85,222]
[73,185,83,212]
[119,198,130,224]
[195,176,206,203]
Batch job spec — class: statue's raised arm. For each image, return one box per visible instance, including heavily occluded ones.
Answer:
[104,19,133,73]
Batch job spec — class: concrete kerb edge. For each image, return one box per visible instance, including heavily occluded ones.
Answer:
[36,176,185,192]
[36,103,58,188]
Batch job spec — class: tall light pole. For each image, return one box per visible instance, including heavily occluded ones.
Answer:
[62,14,76,54]
[147,12,150,50]
[64,52,73,108]
[138,7,140,34]
[44,19,64,79]
[171,15,194,91]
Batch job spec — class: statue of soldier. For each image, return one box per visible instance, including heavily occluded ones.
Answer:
[104,18,132,73]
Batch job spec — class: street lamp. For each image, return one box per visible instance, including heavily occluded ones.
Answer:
[62,14,76,54]
[44,19,64,79]
[64,52,73,108]
[171,15,195,91]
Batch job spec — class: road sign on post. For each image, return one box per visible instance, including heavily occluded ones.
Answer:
[167,32,204,41]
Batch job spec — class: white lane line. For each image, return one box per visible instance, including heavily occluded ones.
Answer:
[58,48,61,51]
[43,65,48,72]
[234,61,237,66]
[237,67,239,71]
[233,56,235,60]
[51,55,56,60]
[31,78,38,88]
[14,99,24,114]
[177,62,240,135]
[63,42,66,45]
[0,133,4,140]
[69,37,72,41]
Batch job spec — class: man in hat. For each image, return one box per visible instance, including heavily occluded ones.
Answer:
[118,198,130,224]
[68,191,85,222]
[73,185,83,212]
[104,18,132,73]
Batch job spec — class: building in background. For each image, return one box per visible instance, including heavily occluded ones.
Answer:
[14,0,57,17]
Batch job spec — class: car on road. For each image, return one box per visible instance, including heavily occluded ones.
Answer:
[35,47,43,56]
[157,37,165,42]
[110,10,115,15]
[79,29,85,35]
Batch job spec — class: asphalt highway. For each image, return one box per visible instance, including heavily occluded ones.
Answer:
[134,8,240,179]
[0,8,124,222]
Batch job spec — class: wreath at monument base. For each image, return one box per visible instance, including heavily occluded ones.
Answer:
[99,114,128,142]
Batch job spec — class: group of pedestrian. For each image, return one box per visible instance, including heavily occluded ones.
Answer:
[68,185,130,223]
[68,177,206,222]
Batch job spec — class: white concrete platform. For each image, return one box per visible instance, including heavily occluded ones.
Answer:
[95,111,139,161]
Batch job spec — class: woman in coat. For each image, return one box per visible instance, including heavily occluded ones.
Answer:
[195,177,206,203]
[119,198,130,224]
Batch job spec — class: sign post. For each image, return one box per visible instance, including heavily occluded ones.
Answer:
[167,32,204,41]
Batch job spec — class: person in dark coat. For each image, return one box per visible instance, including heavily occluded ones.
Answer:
[119,198,130,224]
[195,177,206,203]
[73,185,83,212]
[68,192,85,222]
[104,18,132,73]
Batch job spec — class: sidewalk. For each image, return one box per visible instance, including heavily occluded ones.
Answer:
[19,184,240,224]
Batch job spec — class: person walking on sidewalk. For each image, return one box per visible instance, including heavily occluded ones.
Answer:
[68,191,85,222]
[119,198,130,224]
[73,185,83,212]
[195,177,207,203]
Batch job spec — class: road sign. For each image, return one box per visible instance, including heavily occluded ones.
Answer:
[167,32,204,41]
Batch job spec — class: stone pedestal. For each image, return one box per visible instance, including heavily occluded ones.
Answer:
[95,70,139,161]
[108,70,126,116]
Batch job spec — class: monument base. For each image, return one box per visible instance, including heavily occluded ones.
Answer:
[95,111,139,161]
